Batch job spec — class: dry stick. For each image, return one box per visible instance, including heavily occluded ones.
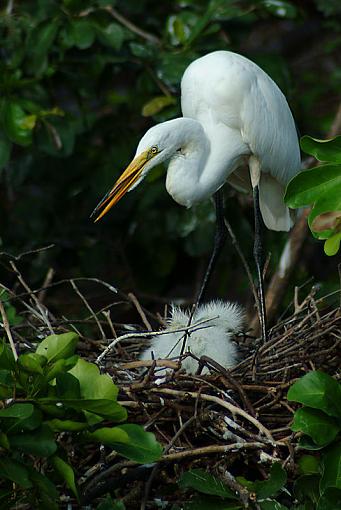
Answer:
[199,355,256,417]
[224,218,259,311]
[38,268,55,304]
[105,6,160,45]
[150,387,274,442]
[128,292,152,331]
[218,467,251,508]
[0,243,55,262]
[162,442,265,461]
[122,359,179,370]
[0,301,18,360]
[256,102,341,329]
[102,310,117,338]
[70,279,106,340]
[10,260,54,334]
[338,263,341,309]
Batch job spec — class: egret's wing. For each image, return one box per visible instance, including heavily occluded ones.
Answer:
[181,50,301,186]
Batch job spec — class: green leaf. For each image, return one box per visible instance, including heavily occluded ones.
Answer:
[0,458,32,488]
[0,370,14,399]
[287,371,341,419]
[70,20,95,49]
[320,443,341,491]
[7,406,42,433]
[324,233,341,256]
[97,494,126,510]
[51,455,79,501]
[0,135,11,171]
[0,431,9,449]
[301,135,341,163]
[309,187,341,237]
[317,488,341,510]
[298,455,320,475]
[0,403,34,420]
[37,397,127,421]
[184,496,242,510]
[29,19,60,75]
[96,23,124,50]
[36,331,79,363]
[142,96,176,117]
[69,358,118,401]
[258,501,288,510]
[0,339,16,370]
[18,353,46,374]
[88,424,162,463]
[10,424,57,457]
[27,468,58,504]
[294,474,320,505]
[254,463,287,499]
[2,101,33,146]
[284,164,341,208]
[179,469,237,499]
[56,372,81,399]
[45,355,79,381]
[46,418,88,432]
[291,407,340,446]
[298,435,326,451]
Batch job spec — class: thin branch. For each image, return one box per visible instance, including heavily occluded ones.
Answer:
[224,218,259,306]
[128,292,152,331]
[150,387,274,442]
[70,280,106,340]
[105,6,160,45]
[161,442,265,461]
[0,300,18,360]
[10,260,54,334]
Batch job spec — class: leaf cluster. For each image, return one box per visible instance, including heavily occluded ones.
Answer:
[287,371,341,509]
[285,136,341,256]
[177,463,287,509]
[0,330,161,508]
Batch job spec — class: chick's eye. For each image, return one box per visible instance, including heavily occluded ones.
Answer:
[151,146,158,154]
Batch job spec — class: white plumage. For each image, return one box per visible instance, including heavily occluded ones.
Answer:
[93,50,301,232]
[139,300,244,374]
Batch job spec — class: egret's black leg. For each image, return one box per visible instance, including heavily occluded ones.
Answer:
[182,189,227,355]
[195,188,227,306]
[253,184,268,343]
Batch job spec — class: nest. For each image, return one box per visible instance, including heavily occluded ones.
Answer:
[1,264,340,508]
[84,291,340,507]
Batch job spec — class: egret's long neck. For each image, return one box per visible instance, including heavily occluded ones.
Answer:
[166,118,210,207]
[165,118,248,207]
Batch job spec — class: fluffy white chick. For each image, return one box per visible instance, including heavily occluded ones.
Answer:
[139,300,244,374]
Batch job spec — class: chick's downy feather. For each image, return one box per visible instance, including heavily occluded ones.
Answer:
[139,300,244,374]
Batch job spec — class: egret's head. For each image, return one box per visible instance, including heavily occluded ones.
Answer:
[91,119,185,222]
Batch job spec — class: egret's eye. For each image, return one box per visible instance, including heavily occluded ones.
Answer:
[151,146,158,155]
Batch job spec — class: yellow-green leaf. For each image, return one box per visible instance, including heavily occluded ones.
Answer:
[142,96,175,117]
[324,232,341,256]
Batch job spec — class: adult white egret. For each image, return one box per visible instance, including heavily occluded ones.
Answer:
[92,51,301,341]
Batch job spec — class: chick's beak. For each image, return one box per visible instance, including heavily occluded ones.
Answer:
[91,149,150,222]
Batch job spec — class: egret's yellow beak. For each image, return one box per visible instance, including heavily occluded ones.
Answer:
[91,149,152,222]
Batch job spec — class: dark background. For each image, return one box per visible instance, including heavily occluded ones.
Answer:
[0,0,340,320]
